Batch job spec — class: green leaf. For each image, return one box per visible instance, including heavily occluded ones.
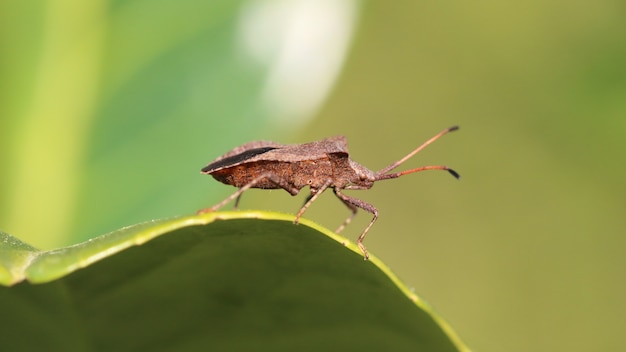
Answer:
[0,212,468,351]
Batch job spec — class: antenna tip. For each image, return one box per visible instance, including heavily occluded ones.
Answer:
[447,168,461,179]
[448,125,460,132]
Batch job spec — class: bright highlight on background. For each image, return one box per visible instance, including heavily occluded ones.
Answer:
[238,0,358,127]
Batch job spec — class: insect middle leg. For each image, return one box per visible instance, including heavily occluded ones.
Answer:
[294,178,332,224]
[333,189,379,260]
[233,193,243,210]
[197,173,299,214]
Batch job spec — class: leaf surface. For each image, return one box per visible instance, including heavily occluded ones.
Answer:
[0,212,468,351]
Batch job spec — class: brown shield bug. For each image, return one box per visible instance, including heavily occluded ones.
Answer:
[198,126,460,259]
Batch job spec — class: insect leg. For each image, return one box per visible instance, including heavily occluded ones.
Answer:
[233,193,243,210]
[302,193,314,207]
[333,189,379,260]
[336,184,373,233]
[333,189,357,234]
[294,178,332,225]
[197,173,298,214]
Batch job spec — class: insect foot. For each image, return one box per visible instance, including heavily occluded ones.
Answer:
[198,126,460,260]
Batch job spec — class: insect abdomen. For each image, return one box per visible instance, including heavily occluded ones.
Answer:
[210,161,283,189]
[210,158,334,190]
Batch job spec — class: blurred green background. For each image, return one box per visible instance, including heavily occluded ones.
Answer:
[1,1,625,351]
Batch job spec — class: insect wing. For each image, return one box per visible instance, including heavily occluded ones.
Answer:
[201,136,349,173]
[216,140,286,159]
[201,140,286,174]
[201,146,278,173]
[248,135,349,163]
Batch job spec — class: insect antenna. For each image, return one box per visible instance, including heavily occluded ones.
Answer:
[375,126,460,180]
[376,165,460,181]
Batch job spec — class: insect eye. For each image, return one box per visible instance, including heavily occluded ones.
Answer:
[358,171,372,181]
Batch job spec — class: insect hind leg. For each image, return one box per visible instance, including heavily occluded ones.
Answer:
[333,189,358,234]
[197,173,299,214]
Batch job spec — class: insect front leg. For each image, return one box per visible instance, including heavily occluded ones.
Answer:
[333,189,379,260]
[333,189,358,234]
[294,178,332,225]
[197,173,299,214]
[333,183,371,233]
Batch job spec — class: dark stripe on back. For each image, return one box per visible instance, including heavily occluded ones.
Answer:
[201,147,278,173]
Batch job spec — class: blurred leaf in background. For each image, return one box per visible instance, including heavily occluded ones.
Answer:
[0,0,360,249]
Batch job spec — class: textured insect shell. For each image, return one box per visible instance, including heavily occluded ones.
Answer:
[211,140,286,161]
[202,136,349,174]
